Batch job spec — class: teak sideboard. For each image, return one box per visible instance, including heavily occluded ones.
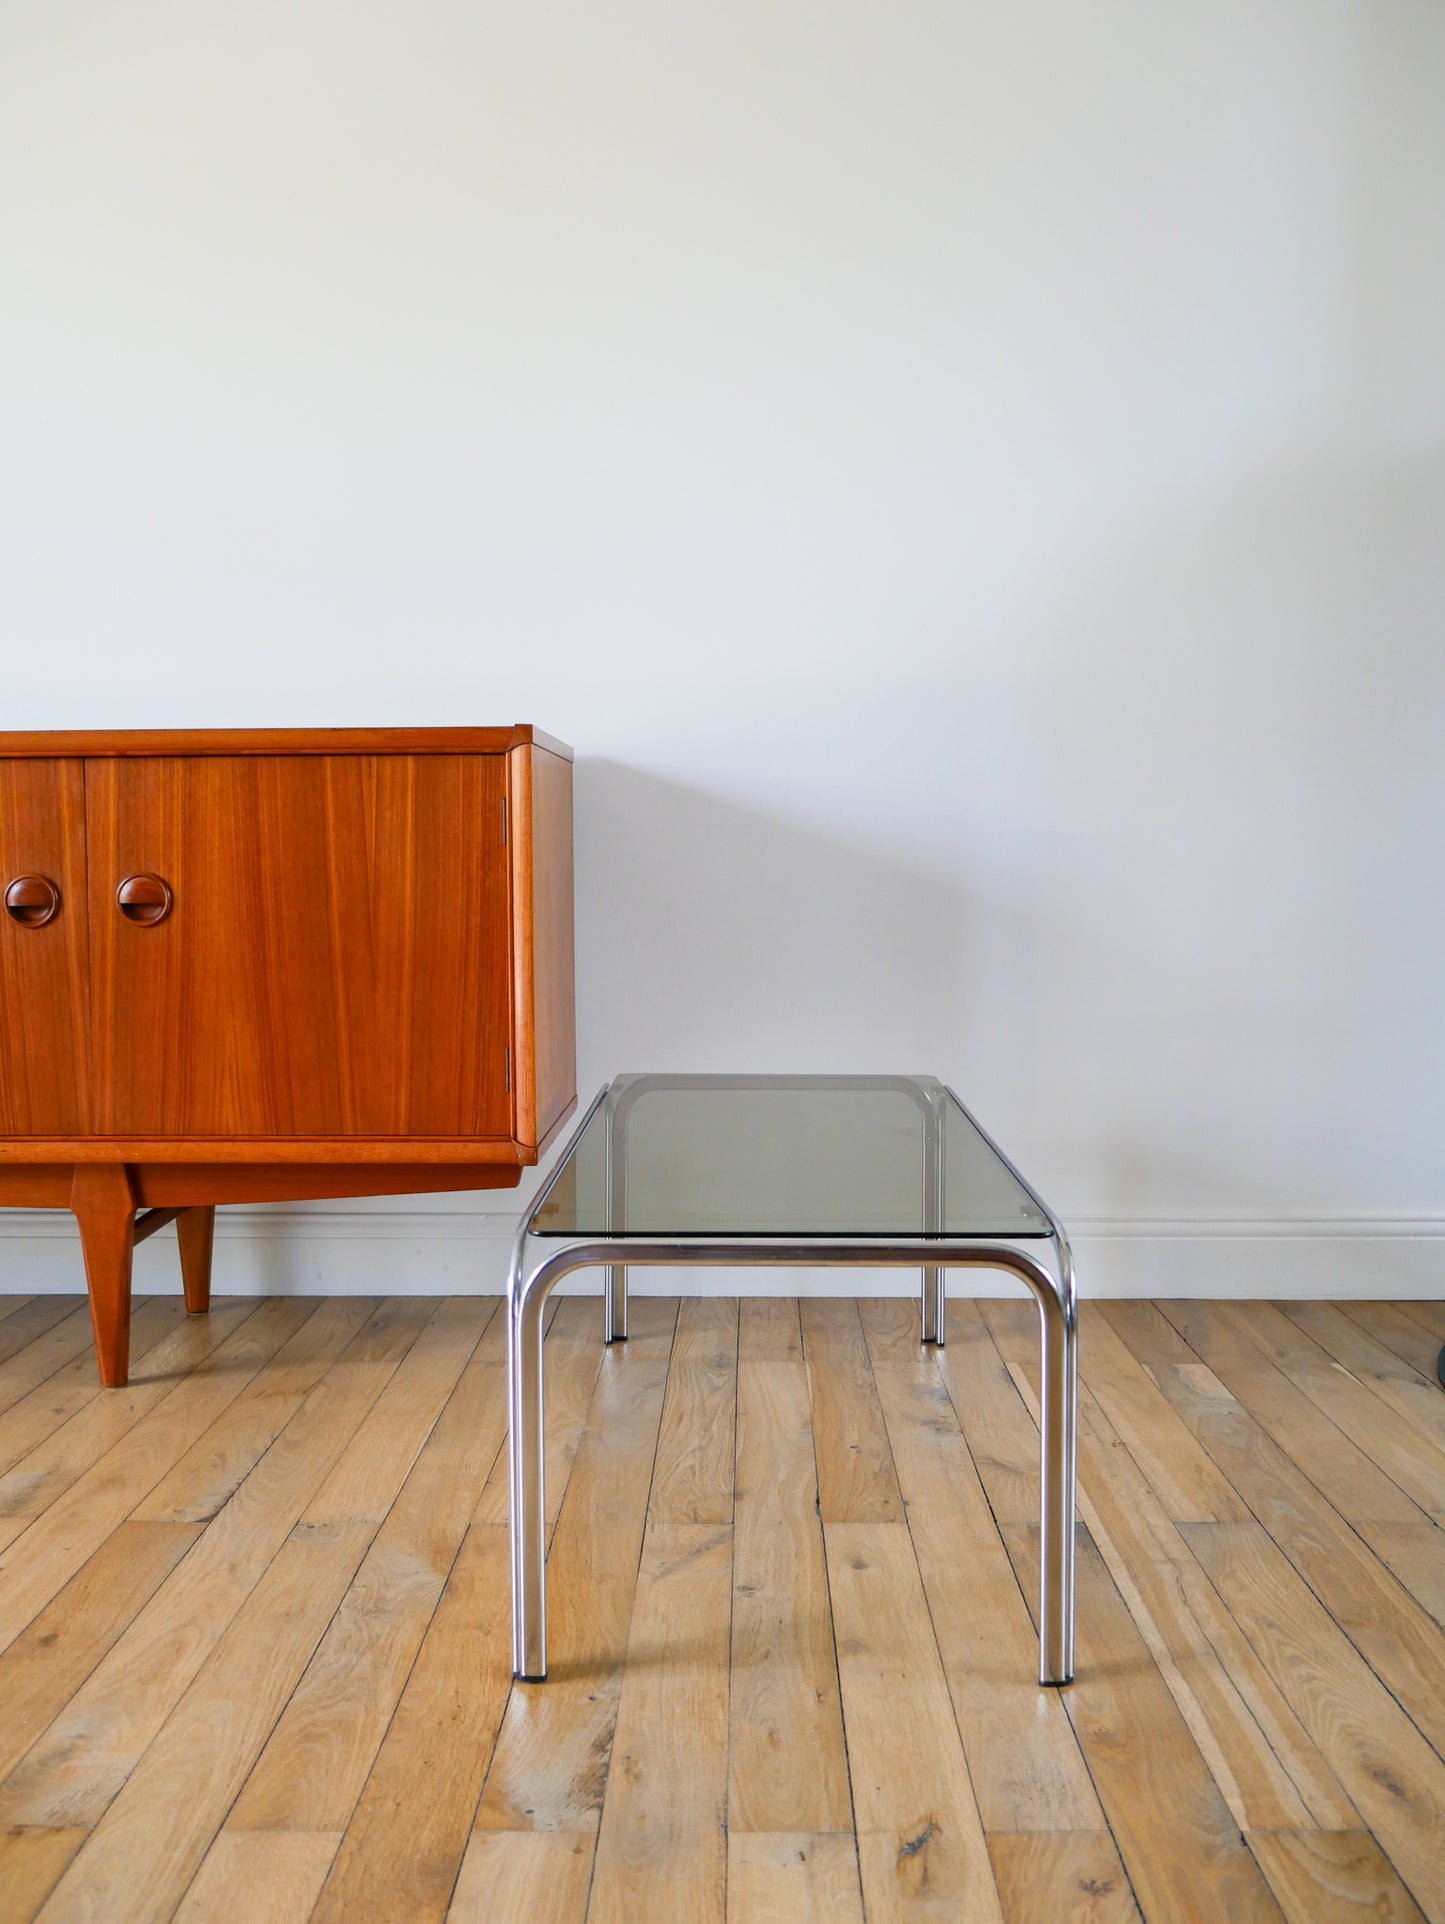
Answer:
[0,726,576,1385]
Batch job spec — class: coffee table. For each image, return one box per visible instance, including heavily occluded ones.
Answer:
[506,1075,1078,1686]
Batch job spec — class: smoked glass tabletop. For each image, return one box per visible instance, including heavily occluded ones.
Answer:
[529,1075,1053,1240]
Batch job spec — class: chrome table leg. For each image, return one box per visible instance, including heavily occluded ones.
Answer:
[604,1087,628,1342]
[507,1250,548,1680]
[507,1233,1077,1688]
[920,1084,946,1344]
[604,1265,628,1343]
[1035,1231,1078,1685]
[921,1265,945,1343]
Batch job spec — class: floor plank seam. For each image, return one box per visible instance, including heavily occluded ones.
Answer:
[0,1295,281,1662]
[880,1357,1010,1918]
[1164,1300,1443,1529]
[1116,1302,1445,1911]
[1337,1300,1445,1385]
[164,1510,389,1924]
[1278,1300,1445,1433]
[1147,1303,1445,1776]
[0,1297,142,1420]
[176,1303,501,1924]
[16,1297,441,1919]
[422,1296,570,1924]
[565,1295,680,1924]
[952,1307,1153,1924]
[798,1303,868,1920]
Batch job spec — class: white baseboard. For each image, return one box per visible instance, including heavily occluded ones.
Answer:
[0,1208,1442,1300]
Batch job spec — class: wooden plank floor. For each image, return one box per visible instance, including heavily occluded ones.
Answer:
[0,1292,1441,1923]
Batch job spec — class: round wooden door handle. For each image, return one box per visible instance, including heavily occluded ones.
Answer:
[116,873,173,925]
[4,873,61,927]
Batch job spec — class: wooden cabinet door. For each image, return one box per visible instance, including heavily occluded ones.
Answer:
[87,755,512,1138]
[0,759,91,1133]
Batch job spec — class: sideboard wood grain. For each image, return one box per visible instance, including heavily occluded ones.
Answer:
[0,726,575,1384]
[0,758,91,1136]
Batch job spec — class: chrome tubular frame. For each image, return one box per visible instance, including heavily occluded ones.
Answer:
[507,1081,1078,1688]
[602,1082,627,1343]
[921,1080,946,1343]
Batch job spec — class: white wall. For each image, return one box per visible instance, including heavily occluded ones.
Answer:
[3,0,1443,1297]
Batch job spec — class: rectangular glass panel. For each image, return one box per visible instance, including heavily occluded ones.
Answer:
[529,1075,1051,1238]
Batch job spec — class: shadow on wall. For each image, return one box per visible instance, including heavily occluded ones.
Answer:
[571,757,1041,1093]
[564,756,1046,1299]
[569,756,1313,1225]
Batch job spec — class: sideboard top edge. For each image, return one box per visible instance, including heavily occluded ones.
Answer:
[0,725,574,761]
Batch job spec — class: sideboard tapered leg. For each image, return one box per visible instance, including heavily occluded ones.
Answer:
[176,1206,215,1314]
[71,1163,137,1388]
